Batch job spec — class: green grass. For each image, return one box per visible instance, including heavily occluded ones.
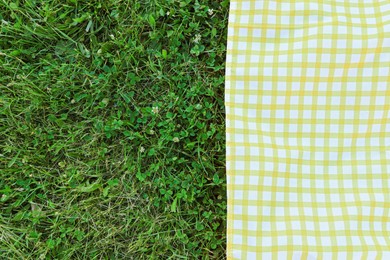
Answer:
[0,0,228,258]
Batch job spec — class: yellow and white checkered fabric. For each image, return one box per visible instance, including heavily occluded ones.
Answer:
[226,1,390,259]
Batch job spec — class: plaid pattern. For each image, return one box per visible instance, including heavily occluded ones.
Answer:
[226,1,390,259]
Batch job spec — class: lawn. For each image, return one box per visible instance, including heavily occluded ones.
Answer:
[0,0,228,258]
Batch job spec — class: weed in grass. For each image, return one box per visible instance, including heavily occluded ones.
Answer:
[1,0,227,258]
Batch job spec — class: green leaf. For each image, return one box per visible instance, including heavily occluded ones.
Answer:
[180,1,189,7]
[213,173,220,184]
[148,148,156,156]
[9,3,18,10]
[74,230,85,241]
[171,197,178,212]
[103,187,110,197]
[148,14,156,27]
[85,20,93,32]
[29,231,40,240]
[58,161,66,168]
[120,91,134,103]
[123,130,131,137]
[211,28,217,38]
[77,181,101,193]
[107,179,119,187]
[167,30,174,37]
[75,93,88,102]
[136,171,146,182]
[190,45,205,56]
[12,211,26,221]
[195,221,204,231]
[162,49,167,59]
[220,0,229,7]
[166,112,174,118]
[0,185,12,194]
[159,8,165,17]
[8,151,20,168]
[46,239,56,249]
[186,142,196,149]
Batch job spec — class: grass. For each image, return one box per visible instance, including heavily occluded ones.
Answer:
[0,0,228,258]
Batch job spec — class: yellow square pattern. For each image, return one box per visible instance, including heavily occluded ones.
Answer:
[226,1,390,259]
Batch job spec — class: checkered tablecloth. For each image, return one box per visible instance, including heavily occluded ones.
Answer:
[225,1,390,259]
